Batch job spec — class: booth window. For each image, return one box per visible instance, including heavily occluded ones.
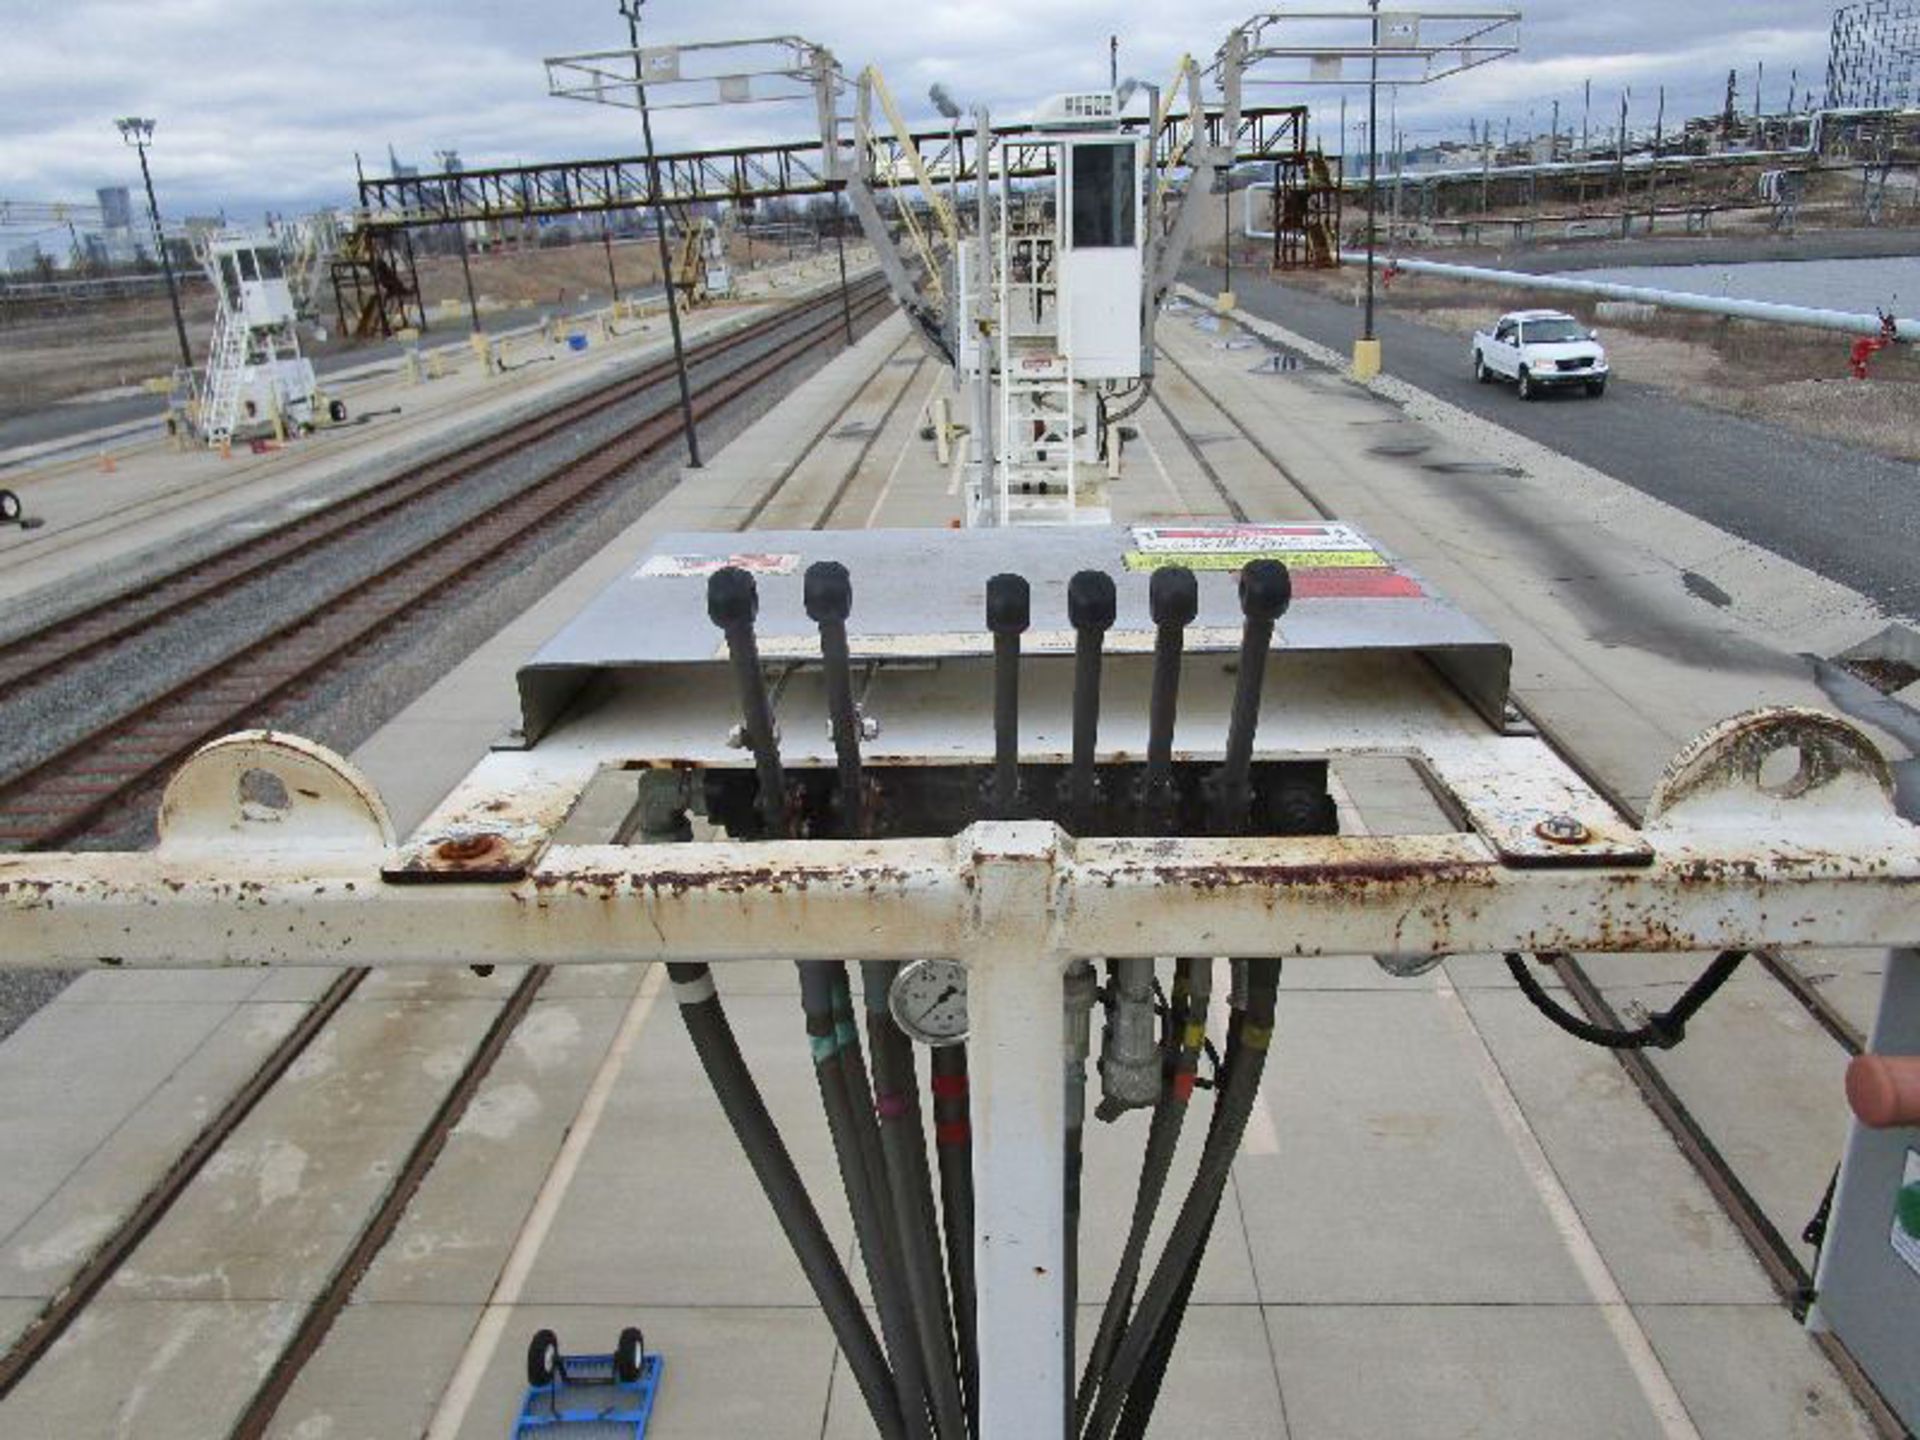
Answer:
[1071,143,1135,249]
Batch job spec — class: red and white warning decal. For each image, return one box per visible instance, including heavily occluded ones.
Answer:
[638,551,800,579]
[1128,523,1374,555]
[1123,523,1422,597]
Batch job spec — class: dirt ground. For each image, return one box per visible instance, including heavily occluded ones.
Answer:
[1267,264,1920,462]
[0,231,823,419]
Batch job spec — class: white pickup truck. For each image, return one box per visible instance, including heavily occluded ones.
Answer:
[1470,309,1609,399]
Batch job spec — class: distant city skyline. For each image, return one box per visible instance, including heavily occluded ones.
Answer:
[0,1,1844,227]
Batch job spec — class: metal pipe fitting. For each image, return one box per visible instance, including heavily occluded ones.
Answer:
[1097,957,1162,1120]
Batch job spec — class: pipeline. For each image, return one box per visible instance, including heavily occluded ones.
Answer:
[1335,250,1920,342]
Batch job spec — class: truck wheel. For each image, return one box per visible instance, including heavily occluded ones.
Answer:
[614,1326,646,1384]
[1517,368,1536,400]
[1473,354,1490,383]
[1586,379,1606,398]
[527,1329,561,1388]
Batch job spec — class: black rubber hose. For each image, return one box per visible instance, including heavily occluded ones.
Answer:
[806,560,868,837]
[834,972,933,1433]
[800,962,932,1440]
[986,573,1030,818]
[708,567,786,834]
[1113,974,1240,1440]
[929,1044,978,1434]
[863,961,968,1440]
[1084,957,1282,1440]
[1076,956,1210,1429]
[1065,570,1117,829]
[1141,567,1198,831]
[1209,560,1291,834]
[1505,950,1747,1049]
[666,962,904,1439]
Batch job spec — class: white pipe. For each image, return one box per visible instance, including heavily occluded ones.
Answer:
[1339,251,1918,342]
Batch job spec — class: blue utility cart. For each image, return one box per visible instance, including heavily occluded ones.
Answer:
[514,1327,662,1437]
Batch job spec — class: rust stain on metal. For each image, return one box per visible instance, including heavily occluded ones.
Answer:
[1533,814,1592,846]
[435,833,505,865]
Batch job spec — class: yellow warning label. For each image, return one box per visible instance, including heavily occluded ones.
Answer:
[1123,549,1385,572]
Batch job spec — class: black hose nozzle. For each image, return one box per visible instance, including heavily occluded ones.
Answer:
[804,561,868,838]
[986,573,1030,818]
[803,559,853,624]
[707,563,760,629]
[1209,559,1291,835]
[707,566,787,837]
[1065,570,1117,829]
[1142,567,1199,829]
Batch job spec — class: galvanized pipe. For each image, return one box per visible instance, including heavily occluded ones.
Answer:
[1337,251,1920,342]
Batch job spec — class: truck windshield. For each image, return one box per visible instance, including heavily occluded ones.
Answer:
[1522,318,1587,343]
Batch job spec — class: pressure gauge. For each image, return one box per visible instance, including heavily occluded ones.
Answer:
[888,959,970,1047]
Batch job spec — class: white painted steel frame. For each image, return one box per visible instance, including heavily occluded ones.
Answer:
[3,708,1917,1435]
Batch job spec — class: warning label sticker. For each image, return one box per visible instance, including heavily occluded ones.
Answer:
[638,552,799,579]
[1893,1150,1920,1281]
[1124,549,1388,572]
[1122,522,1422,597]
[1129,523,1373,554]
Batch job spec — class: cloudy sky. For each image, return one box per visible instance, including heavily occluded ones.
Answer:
[0,1,1840,224]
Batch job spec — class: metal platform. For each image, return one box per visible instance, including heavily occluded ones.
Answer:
[0,293,1912,1440]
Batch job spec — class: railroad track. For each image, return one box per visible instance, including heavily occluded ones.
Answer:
[0,316,929,1419]
[0,312,1895,1435]
[0,285,880,700]
[0,278,892,851]
[1146,340,1905,1436]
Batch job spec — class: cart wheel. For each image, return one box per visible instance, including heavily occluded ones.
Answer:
[0,490,19,523]
[614,1326,646,1385]
[527,1328,561,1388]
[327,398,348,424]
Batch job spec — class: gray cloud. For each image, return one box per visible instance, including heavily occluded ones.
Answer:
[0,1,1839,220]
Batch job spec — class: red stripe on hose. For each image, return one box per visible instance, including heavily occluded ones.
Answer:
[935,1121,971,1146]
[930,1073,969,1099]
[875,1091,912,1119]
[1173,1072,1196,1102]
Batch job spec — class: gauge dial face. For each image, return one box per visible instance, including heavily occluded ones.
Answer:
[888,959,970,1047]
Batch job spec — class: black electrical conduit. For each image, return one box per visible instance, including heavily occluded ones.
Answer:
[707,566,931,1438]
[800,563,942,1436]
[1076,955,1211,1430]
[1115,991,1244,1440]
[863,960,969,1440]
[664,961,905,1438]
[1086,561,1292,1440]
[802,562,968,1439]
[1504,950,1749,1050]
[1086,957,1283,1440]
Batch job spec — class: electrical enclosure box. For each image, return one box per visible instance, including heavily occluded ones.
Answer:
[1060,137,1145,381]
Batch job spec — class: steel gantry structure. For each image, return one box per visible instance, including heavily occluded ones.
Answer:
[349,106,1310,233]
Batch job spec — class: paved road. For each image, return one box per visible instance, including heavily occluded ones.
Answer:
[1198,266,1920,622]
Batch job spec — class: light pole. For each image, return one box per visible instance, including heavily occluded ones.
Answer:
[618,0,701,468]
[116,117,193,373]
[1357,0,1382,378]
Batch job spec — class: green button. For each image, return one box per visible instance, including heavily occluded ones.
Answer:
[1899,1183,1920,1240]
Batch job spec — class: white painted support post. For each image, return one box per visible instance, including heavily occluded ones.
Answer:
[964,823,1065,1436]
